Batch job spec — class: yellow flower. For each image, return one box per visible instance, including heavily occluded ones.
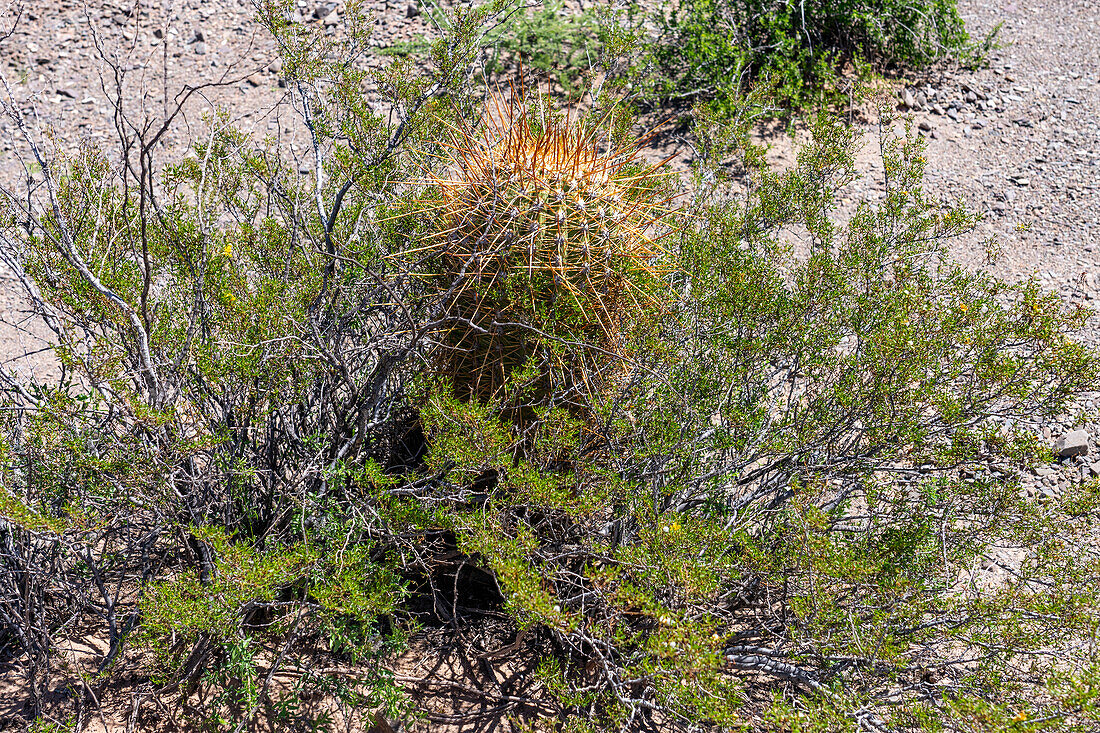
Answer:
[1011,710,1028,723]
[222,244,232,258]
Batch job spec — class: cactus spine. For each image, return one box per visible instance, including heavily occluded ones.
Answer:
[418,92,673,410]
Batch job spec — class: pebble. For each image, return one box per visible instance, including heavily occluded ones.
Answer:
[1055,429,1091,458]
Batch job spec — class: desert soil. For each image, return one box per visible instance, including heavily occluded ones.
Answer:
[0,0,1097,728]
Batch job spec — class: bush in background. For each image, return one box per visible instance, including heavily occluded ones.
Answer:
[631,0,992,111]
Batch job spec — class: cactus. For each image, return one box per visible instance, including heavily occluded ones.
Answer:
[415,92,674,409]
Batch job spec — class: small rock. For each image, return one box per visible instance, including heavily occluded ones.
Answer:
[1013,178,1029,187]
[965,90,977,103]
[947,108,959,121]
[246,74,263,87]
[323,10,339,26]
[1088,461,1100,478]
[190,30,205,43]
[918,120,932,131]
[406,2,420,17]
[992,201,1006,213]
[194,42,207,55]
[268,59,283,74]
[1055,430,1090,458]
[902,89,915,109]
[933,104,946,115]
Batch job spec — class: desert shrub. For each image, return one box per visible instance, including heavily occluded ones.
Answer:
[0,1,1096,731]
[385,0,602,95]
[483,1,602,94]
[0,0,497,726]
[392,111,1100,729]
[628,0,992,111]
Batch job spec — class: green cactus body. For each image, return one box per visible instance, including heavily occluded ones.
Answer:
[419,94,673,409]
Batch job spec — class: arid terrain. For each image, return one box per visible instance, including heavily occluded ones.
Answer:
[7,0,1096,471]
[0,0,1098,729]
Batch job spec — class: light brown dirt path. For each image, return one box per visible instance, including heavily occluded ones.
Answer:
[898,0,1100,491]
[913,0,1099,291]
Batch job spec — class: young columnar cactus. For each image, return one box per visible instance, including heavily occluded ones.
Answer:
[418,92,673,407]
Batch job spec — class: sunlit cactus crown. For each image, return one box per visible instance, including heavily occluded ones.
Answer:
[423,92,673,335]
